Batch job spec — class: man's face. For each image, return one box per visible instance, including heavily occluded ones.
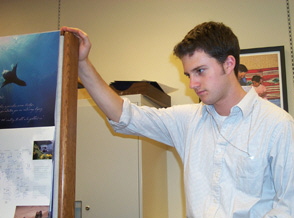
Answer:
[252,81,260,87]
[181,50,230,105]
[238,71,246,79]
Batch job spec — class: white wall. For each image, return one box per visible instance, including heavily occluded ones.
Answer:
[1,1,294,217]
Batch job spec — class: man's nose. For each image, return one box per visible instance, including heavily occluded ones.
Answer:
[189,77,200,89]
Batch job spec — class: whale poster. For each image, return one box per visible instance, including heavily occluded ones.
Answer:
[0,31,63,218]
[0,31,60,129]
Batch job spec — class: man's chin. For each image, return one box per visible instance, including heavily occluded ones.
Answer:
[199,98,214,105]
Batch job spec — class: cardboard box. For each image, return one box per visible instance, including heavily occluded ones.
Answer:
[110,81,171,108]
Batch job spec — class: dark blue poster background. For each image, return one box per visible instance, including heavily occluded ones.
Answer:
[0,31,60,129]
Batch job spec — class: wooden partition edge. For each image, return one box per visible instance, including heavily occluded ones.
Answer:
[58,32,79,218]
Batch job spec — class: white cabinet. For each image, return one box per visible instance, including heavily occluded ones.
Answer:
[75,94,168,218]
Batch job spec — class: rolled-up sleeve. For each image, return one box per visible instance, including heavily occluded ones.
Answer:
[108,98,175,145]
[107,98,199,148]
[108,98,133,131]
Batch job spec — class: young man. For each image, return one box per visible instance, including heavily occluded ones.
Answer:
[61,21,294,217]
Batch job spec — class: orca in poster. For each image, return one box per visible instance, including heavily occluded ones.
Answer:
[1,64,27,88]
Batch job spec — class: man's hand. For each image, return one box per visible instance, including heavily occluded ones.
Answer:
[60,26,91,62]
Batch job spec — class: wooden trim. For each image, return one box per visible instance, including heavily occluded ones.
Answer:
[58,31,79,218]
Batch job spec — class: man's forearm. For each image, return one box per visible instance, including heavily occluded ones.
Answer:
[78,58,123,122]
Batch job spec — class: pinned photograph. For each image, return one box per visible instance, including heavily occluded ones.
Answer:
[33,140,53,160]
[14,205,49,218]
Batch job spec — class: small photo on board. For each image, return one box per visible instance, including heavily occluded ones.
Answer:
[14,205,49,218]
[32,140,53,160]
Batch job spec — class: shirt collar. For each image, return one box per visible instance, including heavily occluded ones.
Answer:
[234,87,258,117]
[203,87,258,118]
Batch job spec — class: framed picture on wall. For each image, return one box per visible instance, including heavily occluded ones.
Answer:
[240,46,288,111]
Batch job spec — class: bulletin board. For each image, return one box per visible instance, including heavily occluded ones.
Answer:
[0,30,79,218]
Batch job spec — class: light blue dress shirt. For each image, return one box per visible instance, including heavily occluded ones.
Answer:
[109,88,294,218]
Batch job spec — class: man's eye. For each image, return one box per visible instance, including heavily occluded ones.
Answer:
[197,69,204,74]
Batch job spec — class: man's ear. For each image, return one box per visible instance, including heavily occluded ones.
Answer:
[223,55,236,75]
